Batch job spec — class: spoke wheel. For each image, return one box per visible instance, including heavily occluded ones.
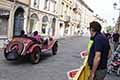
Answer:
[30,47,41,64]
[52,42,58,55]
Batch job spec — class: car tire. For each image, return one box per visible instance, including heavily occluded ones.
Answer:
[30,47,41,64]
[52,41,58,55]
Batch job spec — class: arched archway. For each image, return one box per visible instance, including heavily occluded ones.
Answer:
[13,7,24,36]
[51,18,56,36]
[30,13,39,32]
[42,16,48,34]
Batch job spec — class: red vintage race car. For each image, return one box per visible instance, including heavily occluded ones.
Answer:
[4,36,58,64]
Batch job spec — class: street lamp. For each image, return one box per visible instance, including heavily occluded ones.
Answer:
[113,1,120,33]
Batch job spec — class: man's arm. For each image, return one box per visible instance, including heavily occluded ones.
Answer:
[91,51,101,78]
[108,48,112,59]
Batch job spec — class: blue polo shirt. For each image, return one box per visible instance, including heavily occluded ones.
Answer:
[88,32,110,69]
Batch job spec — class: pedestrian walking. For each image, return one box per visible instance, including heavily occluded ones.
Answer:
[112,32,120,51]
[88,21,112,80]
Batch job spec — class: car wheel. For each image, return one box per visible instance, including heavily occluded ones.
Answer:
[52,41,58,55]
[30,47,41,64]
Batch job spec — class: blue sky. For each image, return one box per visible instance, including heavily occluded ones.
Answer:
[85,0,119,26]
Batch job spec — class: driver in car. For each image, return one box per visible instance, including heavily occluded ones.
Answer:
[20,30,27,37]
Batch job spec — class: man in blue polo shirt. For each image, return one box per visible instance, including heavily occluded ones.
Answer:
[88,21,112,80]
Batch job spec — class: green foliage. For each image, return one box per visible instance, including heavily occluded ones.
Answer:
[106,25,113,32]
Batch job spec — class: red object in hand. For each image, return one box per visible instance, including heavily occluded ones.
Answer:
[69,70,78,78]
[80,50,88,58]
[67,69,79,79]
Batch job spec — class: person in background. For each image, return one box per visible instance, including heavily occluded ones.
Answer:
[88,21,112,80]
[105,32,111,40]
[112,31,120,51]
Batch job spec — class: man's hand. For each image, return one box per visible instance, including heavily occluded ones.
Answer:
[88,72,95,80]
